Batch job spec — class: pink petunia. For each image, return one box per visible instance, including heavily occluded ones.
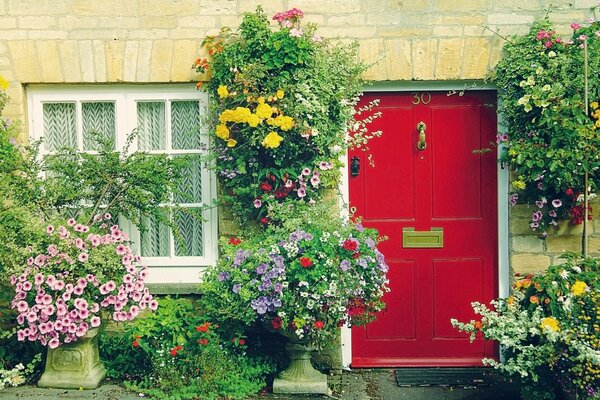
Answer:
[46,225,54,234]
[90,316,101,327]
[78,253,89,262]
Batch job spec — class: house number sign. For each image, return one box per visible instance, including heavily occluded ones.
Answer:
[411,92,432,105]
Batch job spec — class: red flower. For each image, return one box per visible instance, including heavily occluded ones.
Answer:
[132,340,139,348]
[170,346,181,356]
[343,239,358,251]
[228,237,242,246]
[239,339,246,345]
[260,182,272,192]
[199,338,209,346]
[260,217,269,225]
[196,322,210,333]
[566,188,574,196]
[314,320,324,330]
[300,257,313,268]
[271,317,283,330]
[352,252,361,259]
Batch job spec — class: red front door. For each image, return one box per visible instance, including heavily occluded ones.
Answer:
[350,91,498,367]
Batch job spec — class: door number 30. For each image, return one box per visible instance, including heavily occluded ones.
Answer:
[411,92,432,105]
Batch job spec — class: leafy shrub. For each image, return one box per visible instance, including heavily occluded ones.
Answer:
[452,254,599,400]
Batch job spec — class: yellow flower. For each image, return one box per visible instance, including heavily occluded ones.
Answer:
[512,180,526,190]
[232,107,251,123]
[226,138,237,147]
[0,75,9,90]
[219,109,234,123]
[596,120,600,128]
[540,317,560,332]
[276,89,285,99]
[215,124,230,140]
[266,117,277,126]
[275,115,294,131]
[246,113,261,128]
[262,131,283,149]
[591,101,599,110]
[217,85,229,99]
[571,280,588,297]
[255,103,273,119]
[257,96,265,104]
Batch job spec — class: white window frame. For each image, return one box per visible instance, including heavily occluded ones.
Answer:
[27,84,218,284]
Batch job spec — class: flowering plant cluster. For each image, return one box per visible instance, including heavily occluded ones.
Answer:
[194,7,379,223]
[199,201,389,349]
[452,253,599,400]
[491,15,600,236]
[10,216,156,349]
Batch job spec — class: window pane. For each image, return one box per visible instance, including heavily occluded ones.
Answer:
[174,155,202,204]
[137,102,166,150]
[43,103,76,151]
[171,101,201,150]
[175,209,203,257]
[140,216,170,257]
[82,102,116,151]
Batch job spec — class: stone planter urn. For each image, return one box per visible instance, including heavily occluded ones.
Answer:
[38,328,106,389]
[272,337,329,395]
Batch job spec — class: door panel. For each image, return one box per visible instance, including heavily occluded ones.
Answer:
[350,91,498,367]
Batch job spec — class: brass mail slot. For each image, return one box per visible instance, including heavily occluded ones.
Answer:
[402,227,444,248]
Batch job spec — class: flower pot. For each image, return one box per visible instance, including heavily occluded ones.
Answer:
[272,339,329,395]
[38,328,106,389]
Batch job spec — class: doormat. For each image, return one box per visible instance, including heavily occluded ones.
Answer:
[395,367,500,387]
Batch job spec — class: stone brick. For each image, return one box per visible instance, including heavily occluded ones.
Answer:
[196,0,237,15]
[510,218,536,235]
[489,35,506,70]
[69,29,128,41]
[58,16,99,30]
[358,39,386,80]
[301,14,325,25]
[92,40,107,82]
[0,58,10,68]
[18,16,56,29]
[177,16,218,28]
[149,40,172,82]
[432,26,463,36]
[293,0,361,14]
[545,235,600,254]
[103,41,124,82]
[238,0,284,13]
[491,0,541,11]
[58,41,82,82]
[72,0,138,16]
[7,0,70,15]
[169,28,207,40]
[28,30,68,40]
[141,17,177,29]
[327,14,366,26]
[0,1,5,14]
[360,0,387,12]
[0,43,7,55]
[462,37,491,79]
[0,31,27,40]
[487,13,535,25]
[434,0,490,11]
[378,27,433,37]
[366,13,409,26]
[510,254,550,274]
[551,220,584,236]
[136,41,152,82]
[0,17,18,29]
[125,29,170,41]
[511,236,544,253]
[387,0,429,11]
[123,41,139,82]
[36,41,62,82]
[139,0,198,16]
[464,26,493,37]
[442,15,485,25]
[412,38,437,80]
[318,26,377,39]
[8,41,41,82]
[170,40,198,82]
[79,41,95,82]
[384,39,412,80]
[435,38,463,79]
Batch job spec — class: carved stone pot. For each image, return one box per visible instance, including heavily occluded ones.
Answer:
[272,339,329,395]
[38,328,106,389]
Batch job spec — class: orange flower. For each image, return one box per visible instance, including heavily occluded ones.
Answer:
[196,322,210,333]
[199,338,209,346]
[473,321,483,330]
[530,295,539,304]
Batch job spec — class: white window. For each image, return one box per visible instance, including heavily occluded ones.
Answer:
[27,85,217,285]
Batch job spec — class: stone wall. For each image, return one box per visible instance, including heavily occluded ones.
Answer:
[1,0,599,274]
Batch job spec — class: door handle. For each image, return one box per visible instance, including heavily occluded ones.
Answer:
[416,121,426,151]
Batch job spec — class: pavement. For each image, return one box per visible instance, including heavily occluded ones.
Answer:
[0,369,521,400]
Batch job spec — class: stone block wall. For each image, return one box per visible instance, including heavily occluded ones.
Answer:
[1,0,599,274]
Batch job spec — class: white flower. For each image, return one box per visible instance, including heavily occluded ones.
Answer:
[559,269,569,279]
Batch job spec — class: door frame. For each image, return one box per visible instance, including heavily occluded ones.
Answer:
[340,81,510,368]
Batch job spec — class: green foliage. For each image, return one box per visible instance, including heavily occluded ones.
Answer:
[491,16,600,235]
[195,7,375,224]
[102,296,275,400]
[452,254,599,399]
